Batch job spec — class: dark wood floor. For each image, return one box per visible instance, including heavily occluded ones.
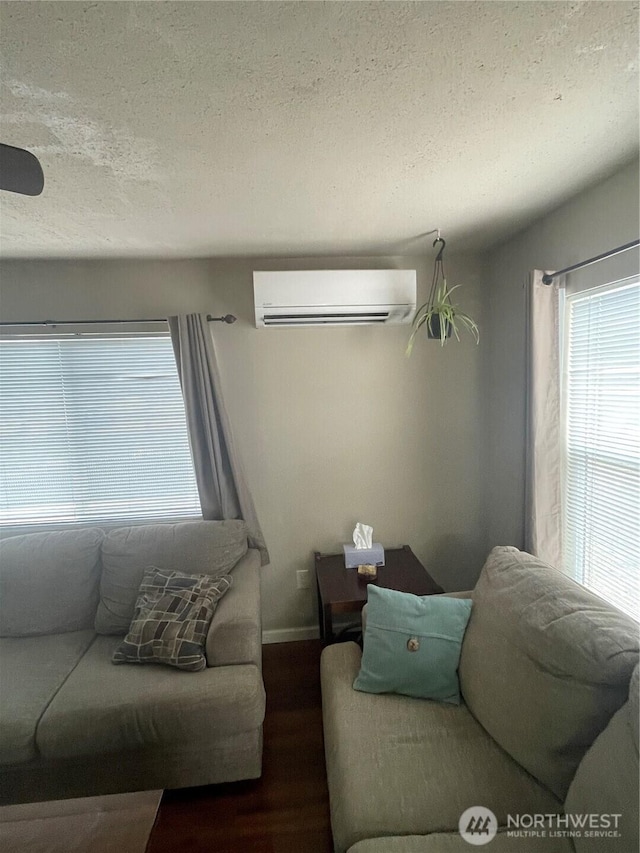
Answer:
[147,640,334,853]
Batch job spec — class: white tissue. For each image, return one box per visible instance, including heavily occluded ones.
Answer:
[353,522,373,550]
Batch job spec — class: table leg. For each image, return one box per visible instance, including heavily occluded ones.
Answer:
[316,584,333,644]
[322,604,334,644]
[316,578,325,642]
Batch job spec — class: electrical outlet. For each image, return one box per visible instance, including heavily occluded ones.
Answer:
[296,569,311,590]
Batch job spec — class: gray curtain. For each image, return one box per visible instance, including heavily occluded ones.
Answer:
[168,313,269,565]
[524,270,564,568]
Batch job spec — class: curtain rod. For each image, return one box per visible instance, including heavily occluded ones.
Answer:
[0,314,237,328]
[541,239,640,285]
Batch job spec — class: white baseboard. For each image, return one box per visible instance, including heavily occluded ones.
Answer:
[262,626,320,644]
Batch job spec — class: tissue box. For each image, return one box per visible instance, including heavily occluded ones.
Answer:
[343,544,385,568]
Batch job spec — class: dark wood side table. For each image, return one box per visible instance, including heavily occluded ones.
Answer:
[314,545,444,643]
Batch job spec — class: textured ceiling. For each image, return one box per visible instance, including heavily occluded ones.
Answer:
[0,1,638,258]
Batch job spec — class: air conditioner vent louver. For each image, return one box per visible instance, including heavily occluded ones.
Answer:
[263,311,390,326]
[253,270,417,328]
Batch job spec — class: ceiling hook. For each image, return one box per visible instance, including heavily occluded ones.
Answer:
[433,236,446,262]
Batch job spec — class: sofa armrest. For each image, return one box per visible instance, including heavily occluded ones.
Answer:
[205,549,262,669]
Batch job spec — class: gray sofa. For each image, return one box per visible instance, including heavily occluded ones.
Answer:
[321,546,639,853]
[0,520,265,805]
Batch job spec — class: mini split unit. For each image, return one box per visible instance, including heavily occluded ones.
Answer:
[253,270,417,328]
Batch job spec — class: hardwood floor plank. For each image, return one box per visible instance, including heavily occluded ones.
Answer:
[147,640,333,853]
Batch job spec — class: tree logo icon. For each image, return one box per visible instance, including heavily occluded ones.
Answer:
[459,806,498,845]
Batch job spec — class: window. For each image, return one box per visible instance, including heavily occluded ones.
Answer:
[562,276,640,620]
[0,332,201,526]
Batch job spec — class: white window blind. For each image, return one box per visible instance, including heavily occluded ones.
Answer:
[563,277,640,620]
[0,333,201,526]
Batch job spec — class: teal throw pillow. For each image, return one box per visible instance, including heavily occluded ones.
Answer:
[353,585,472,704]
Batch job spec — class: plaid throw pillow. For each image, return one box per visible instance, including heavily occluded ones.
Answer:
[112,567,232,672]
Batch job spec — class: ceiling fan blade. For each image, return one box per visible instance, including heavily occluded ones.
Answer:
[0,143,44,196]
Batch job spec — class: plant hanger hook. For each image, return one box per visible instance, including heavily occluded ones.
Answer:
[433,236,446,263]
[428,234,447,305]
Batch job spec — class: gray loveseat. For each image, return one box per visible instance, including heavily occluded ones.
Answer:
[321,546,639,853]
[0,520,265,805]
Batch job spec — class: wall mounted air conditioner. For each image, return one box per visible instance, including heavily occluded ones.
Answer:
[253,270,417,328]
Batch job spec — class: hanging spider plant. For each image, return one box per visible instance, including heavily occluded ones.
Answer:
[406,280,479,353]
[406,235,479,353]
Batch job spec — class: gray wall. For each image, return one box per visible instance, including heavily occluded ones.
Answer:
[482,158,640,554]
[5,159,634,636]
[0,252,486,637]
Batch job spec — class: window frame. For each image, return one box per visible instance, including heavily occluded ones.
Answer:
[560,274,640,620]
[0,326,202,534]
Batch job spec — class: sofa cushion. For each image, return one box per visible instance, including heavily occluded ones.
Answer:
[347,833,575,852]
[565,664,639,852]
[112,568,232,671]
[321,642,561,853]
[0,528,104,637]
[459,546,639,800]
[353,586,471,703]
[95,520,248,634]
[0,630,95,763]
[37,636,265,758]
